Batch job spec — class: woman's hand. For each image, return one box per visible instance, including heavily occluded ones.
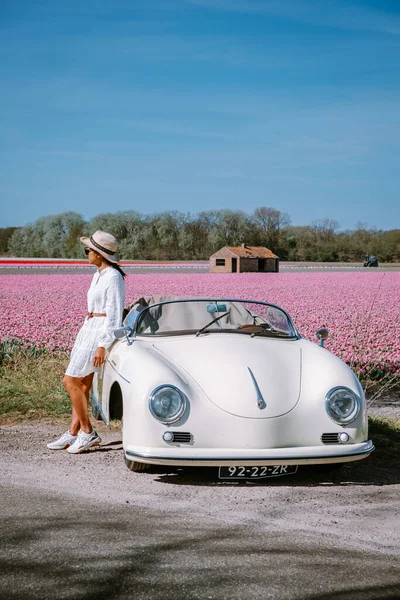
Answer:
[94,347,106,368]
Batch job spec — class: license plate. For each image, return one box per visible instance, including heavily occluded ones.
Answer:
[218,465,298,480]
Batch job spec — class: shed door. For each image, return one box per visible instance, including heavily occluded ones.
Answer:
[258,258,266,271]
[232,257,237,272]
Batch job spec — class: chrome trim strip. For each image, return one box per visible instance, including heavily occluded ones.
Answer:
[90,392,109,425]
[125,442,375,463]
[105,358,131,384]
[247,367,266,409]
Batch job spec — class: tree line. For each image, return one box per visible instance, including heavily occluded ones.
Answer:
[1,209,399,262]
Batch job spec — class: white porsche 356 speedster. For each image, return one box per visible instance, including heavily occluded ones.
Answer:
[91,296,374,479]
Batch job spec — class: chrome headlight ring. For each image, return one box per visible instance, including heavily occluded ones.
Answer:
[325,386,361,425]
[149,384,187,424]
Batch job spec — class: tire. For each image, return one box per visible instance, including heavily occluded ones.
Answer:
[124,454,151,472]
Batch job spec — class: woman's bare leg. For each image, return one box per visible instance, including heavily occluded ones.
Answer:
[70,407,80,436]
[63,374,94,434]
[81,373,94,403]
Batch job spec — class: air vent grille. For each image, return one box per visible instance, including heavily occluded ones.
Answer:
[171,432,193,443]
[321,433,340,444]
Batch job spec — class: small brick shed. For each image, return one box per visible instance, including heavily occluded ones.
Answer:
[209,244,279,273]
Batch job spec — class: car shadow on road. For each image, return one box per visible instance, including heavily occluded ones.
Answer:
[100,440,122,446]
[93,440,123,453]
[151,455,400,487]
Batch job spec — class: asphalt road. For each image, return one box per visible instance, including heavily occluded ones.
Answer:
[1,483,399,600]
[1,422,399,600]
[1,264,399,274]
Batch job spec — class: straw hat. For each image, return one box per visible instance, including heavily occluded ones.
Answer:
[80,230,119,263]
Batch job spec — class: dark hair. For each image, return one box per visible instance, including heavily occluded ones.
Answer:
[104,258,127,279]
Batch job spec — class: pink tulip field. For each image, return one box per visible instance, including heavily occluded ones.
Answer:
[1,271,399,382]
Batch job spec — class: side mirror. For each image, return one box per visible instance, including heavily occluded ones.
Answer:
[116,308,144,345]
[124,309,142,328]
[315,328,329,347]
[114,326,133,341]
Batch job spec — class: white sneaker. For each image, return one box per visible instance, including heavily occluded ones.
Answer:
[67,429,102,454]
[47,430,77,450]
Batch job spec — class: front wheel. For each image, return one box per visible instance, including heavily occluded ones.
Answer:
[124,454,151,472]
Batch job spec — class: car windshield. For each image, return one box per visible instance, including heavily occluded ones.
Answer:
[133,299,297,338]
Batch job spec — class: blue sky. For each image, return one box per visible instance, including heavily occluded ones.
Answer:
[1,0,399,230]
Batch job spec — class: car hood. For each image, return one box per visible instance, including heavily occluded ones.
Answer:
[151,335,302,419]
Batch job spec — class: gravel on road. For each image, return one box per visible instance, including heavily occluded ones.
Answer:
[1,401,399,599]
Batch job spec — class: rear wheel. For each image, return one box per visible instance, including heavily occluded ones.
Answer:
[124,454,151,472]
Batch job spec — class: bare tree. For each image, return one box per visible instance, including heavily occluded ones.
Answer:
[252,207,291,252]
[310,218,339,242]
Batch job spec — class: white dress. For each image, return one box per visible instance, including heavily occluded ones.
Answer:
[65,267,126,378]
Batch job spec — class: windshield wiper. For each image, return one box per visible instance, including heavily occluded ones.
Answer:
[196,312,230,336]
[249,328,292,338]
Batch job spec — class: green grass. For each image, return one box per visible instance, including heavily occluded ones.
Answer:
[0,340,71,421]
[368,415,400,464]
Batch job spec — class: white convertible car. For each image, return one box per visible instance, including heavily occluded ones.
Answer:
[92,296,374,480]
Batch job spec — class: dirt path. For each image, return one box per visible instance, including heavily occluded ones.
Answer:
[1,404,399,599]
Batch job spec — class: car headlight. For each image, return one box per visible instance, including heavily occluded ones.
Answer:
[325,387,361,425]
[149,385,187,424]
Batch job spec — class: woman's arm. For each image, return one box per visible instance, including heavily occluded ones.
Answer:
[97,272,126,351]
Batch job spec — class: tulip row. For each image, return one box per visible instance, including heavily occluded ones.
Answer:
[0,272,398,381]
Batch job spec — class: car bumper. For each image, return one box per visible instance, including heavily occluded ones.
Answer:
[125,440,374,467]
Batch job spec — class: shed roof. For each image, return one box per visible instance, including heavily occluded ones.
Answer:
[212,246,278,259]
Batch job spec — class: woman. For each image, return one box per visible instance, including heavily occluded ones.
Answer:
[47,230,126,454]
